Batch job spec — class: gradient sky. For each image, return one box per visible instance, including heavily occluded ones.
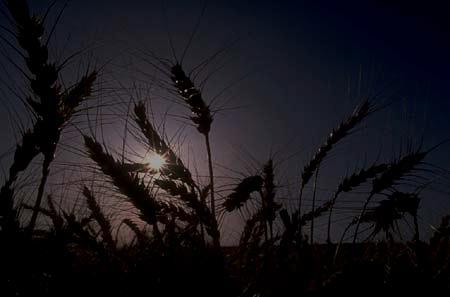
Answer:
[1,0,450,243]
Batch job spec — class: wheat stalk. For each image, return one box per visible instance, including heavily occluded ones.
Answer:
[134,101,194,186]
[155,179,220,246]
[83,186,115,250]
[353,150,427,243]
[261,159,278,240]
[170,64,216,222]
[239,209,264,248]
[222,175,263,212]
[84,135,161,237]
[4,0,97,232]
[134,100,220,245]
[297,100,372,235]
[323,163,389,242]
[123,218,150,246]
[45,194,64,231]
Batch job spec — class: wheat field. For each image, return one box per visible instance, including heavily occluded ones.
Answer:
[0,1,449,296]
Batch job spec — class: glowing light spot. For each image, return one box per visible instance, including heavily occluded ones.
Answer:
[146,153,166,171]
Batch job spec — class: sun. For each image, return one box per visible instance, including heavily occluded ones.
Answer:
[146,153,166,171]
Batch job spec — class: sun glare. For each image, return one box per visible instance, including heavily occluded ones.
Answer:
[146,153,166,171]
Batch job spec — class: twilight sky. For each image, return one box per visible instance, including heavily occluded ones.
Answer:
[1,0,450,243]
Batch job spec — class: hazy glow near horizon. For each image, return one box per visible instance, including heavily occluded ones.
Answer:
[146,153,166,171]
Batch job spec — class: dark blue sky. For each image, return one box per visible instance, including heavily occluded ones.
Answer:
[1,0,450,243]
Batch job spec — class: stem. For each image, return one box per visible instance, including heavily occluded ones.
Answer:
[190,184,206,245]
[204,133,215,216]
[413,214,423,270]
[310,168,320,245]
[211,218,221,248]
[353,193,375,244]
[327,192,339,244]
[260,189,268,242]
[27,155,52,233]
[297,186,304,239]
[205,133,221,248]
[334,220,354,264]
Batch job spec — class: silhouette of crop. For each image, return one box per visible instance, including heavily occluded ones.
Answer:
[0,1,449,296]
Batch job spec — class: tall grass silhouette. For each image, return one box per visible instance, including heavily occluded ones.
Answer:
[0,1,449,296]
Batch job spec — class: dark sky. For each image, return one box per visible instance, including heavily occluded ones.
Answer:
[1,0,450,243]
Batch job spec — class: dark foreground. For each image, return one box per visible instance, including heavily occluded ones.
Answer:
[1,221,449,297]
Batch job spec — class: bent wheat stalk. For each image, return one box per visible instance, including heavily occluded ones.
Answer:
[325,163,389,242]
[296,100,372,235]
[134,100,220,246]
[84,135,161,237]
[134,101,195,186]
[170,64,216,218]
[353,150,427,243]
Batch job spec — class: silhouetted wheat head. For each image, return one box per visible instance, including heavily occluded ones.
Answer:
[137,100,221,245]
[134,101,194,185]
[352,148,429,242]
[223,175,263,212]
[296,100,373,241]
[170,64,213,135]
[169,63,217,225]
[84,136,162,235]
